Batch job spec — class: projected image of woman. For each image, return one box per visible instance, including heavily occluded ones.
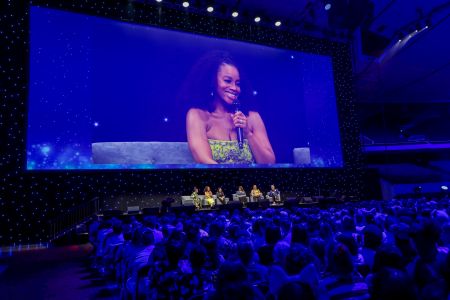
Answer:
[183,51,275,164]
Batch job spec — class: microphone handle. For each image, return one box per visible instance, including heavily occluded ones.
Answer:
[237,127,244,149]
[234,100,244,149]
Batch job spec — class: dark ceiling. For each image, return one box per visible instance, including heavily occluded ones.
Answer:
[163,0,450,104]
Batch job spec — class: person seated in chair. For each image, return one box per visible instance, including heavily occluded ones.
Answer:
[191,187,201,210]
[251,185,264,202]
[216,187,226,205]
[236,186,248,207]
[267,184,281,204]
[204,186,215,208]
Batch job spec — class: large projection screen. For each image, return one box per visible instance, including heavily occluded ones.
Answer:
[27,6,343,169]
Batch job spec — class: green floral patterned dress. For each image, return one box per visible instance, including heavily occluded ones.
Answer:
[208,139,255,164]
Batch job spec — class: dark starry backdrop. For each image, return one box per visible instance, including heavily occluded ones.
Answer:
[0,0,374,245]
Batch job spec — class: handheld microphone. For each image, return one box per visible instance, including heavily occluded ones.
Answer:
[233,99,244,149]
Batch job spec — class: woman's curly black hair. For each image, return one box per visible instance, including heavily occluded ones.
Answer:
[179,50,257,114]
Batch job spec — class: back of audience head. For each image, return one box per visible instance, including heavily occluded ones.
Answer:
[370,267,418,300]
[209,221,226,238]
[277,281,316,300]
[441,222,450,245]
[372,244,404,273]
[213,261,264,300]
[341,215,355,232]
[143,216,158,229]
[363,224,383,250]
[273,241,290,266]
[251,218,265,236]
[112,220,123,235]
[319,222,333,241]
[184,221,200,242]
[336,233,358,256]
[237,239,254,266]
[309,238,326,263]
[189,244,206,270]
[257,245,274,266]
[291,223,308,246]
[284,244,313,276]
[420,279,448,300]
[330,243,354,276]
[141,229,154,246]
[165,240,184,268]
[131,227,144,245]
[411,219,440,260]
[265,225,281,245]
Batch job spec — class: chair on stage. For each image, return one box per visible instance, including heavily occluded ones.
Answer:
[181,195,195,206]
[266,192,282,205]
[232,194,250,203]
[181,194,229,208]
[249,194,265,203]
[215,195,229,206]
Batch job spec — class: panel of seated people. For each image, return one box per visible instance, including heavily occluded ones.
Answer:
[182,194,229,207]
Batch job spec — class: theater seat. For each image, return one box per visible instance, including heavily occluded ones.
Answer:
[92,142,195,164]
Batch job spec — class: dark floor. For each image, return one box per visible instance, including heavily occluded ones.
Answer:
[0,244,120,300]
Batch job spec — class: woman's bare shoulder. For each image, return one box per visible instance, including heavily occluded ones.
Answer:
[187,108,209,121]
[248,111,264,124]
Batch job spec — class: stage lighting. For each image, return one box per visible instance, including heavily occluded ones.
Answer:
[325,3,331,10]
[275,21,281,27]
[182,1,189,8]
[207,6,214,12]
[254,16,261,23]
[155,0,162,2]
[232,11,239,18]
[442,185,449,191]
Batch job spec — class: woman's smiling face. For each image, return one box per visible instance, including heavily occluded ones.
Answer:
[215,63,241,105]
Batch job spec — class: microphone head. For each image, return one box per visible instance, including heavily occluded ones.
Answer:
[232,99,241,110]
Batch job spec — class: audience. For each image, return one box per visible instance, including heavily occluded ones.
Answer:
[89,196,450,299]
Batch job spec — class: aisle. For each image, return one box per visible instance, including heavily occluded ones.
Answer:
[0,244,119,300]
